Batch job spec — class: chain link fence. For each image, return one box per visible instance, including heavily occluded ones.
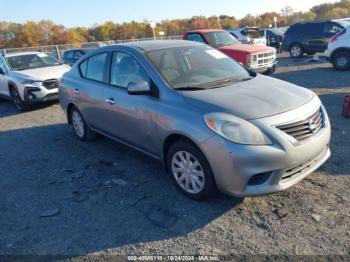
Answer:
[0,35,182,60]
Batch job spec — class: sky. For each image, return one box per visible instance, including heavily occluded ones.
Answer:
[0,0,339,27]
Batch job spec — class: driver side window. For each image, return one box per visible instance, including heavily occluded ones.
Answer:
[187,34,206,44]
[110,52,150,88]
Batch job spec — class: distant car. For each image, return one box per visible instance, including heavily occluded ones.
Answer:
[183,29,276,74]
[80,42,107,49]
[0,52,70,110]
[262,28,284,51]
[227,27,267,46]
[63,48,93,66]
[59,40,331,200]
[282,20,350,58]
[325,26,350,70]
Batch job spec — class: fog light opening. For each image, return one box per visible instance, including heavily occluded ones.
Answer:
[247,172,272,186]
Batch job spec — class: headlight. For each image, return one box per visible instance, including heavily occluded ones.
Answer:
[19,79,42,86]
[250,54,257,62]
[204,113,272,145]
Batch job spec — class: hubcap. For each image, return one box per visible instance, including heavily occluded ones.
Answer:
[72,110,85,138]
[171,151,205,194]
[337,56,349,67]
[291,46,301,57]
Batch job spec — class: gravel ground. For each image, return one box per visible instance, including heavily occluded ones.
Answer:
[0,53,349,257]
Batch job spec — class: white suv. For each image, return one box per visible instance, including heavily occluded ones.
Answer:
[0,52,70,110]
[325,26,350,71]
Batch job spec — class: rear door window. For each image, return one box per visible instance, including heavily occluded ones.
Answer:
[79,52,108,82]
[64,51,74,59]
[324,22,343,34]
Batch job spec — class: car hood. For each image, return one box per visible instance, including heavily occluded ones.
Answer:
[181,74,314,120]
[219,44,274,54]
[9,65,71,81]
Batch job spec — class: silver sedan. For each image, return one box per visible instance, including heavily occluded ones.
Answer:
[59,40,331,200]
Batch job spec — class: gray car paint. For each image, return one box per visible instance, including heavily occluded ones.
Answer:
[59,40,331,197]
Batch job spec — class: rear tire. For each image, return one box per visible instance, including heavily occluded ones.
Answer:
[332,51,350,71]
[289,43,304,58]
[9,86,29,111]
[70,106,96,141]
[166,139,218,200]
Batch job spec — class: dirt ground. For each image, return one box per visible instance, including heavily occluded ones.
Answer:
[0,53,349,257]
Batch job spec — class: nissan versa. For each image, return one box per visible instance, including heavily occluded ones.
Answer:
[59,40,331,200]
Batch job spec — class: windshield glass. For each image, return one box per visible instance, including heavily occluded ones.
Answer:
[244,28,264,39]
[147,45,251,90]
[205,31,240,47]
[6,53,61,71]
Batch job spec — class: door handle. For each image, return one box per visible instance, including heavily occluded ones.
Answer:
[105,98,116,105]
[73,88,80,94]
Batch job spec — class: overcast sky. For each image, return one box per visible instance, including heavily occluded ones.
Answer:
[0,0,339,27]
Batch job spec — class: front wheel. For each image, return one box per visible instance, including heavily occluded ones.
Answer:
[9,87,29,111]
[70,107,96,141]
[333,51,350,71]
[289,43,304,58]
[167,140,217,200]
[263,65,276,75]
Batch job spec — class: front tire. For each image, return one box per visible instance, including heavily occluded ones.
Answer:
[70,107,96,141]
[9,86,29,111]
[167,140,217,200]
[333,51,350,71]
[289,43,304,58]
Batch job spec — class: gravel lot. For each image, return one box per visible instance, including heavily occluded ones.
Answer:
[0,53,349,257]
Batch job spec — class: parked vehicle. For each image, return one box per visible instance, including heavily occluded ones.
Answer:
[325,26,350,70]
[0,52,70,110]
[227,27,267,46]
[81,42,107,49]
[59,40,331,200]
[282,20,350,58]
[183,29,276,74]
[63,48,93,66]
[262,28,284,51]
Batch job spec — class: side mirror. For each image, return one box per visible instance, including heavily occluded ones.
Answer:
[127,81,151,95]
[0,68,5,75]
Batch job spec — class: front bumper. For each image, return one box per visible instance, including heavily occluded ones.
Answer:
[23,86,59,104]
[199,97,331,197]
[250,61,278,73]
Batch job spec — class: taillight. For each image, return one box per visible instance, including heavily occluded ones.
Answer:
[330,29,346,43]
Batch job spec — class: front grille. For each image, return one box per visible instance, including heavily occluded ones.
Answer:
[43,79,59,90]
[256,51,276,66]
[276,108,323,142]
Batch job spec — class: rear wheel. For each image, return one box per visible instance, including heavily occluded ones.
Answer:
[289,43,304,58]
[70,107,96,141]
[167,140,217,200]
[9,86,29,111]
[333,51,350,71]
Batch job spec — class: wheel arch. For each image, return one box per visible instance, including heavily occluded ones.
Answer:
[330,47,350,62]
[66,103,76,124]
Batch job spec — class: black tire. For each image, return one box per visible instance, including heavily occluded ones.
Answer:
[332,51,350,71]
[166,139,218,200]
[70,106,96,141]
[9,86,29,111]
[289,43,304,58]
[263,64,276,75]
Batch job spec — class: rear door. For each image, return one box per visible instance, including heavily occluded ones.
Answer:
[305,22,334,52]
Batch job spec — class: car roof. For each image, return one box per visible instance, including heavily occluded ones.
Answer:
[101,40,202,52]
[4,51,43,58]
[186,29,225,34]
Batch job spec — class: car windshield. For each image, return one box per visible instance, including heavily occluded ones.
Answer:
[205,31,240,47]
[244,28,264,39]
[6,53,61,71]
[147,45,251,90]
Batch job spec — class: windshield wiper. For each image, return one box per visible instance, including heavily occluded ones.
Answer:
[207,76,254,89]
[173,86,206,91]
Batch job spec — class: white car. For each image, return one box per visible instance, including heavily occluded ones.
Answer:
[0,52,70,110]
[227,27,267,46]
[325,26,350,71]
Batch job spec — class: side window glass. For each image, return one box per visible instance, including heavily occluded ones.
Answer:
[324,23,342,34]
[187,34,206,43]
[0,58,5,71]
[64,51,74,59]
[79,59,88,78]
[85,52,107,82]
[110,52,150,88]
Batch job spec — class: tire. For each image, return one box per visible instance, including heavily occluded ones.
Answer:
[332,51,350,71]
[70,106,96,141]
[9,86,29,111]
[263,64,276,75]
[289,43,304,58]
[166,139,218,200]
